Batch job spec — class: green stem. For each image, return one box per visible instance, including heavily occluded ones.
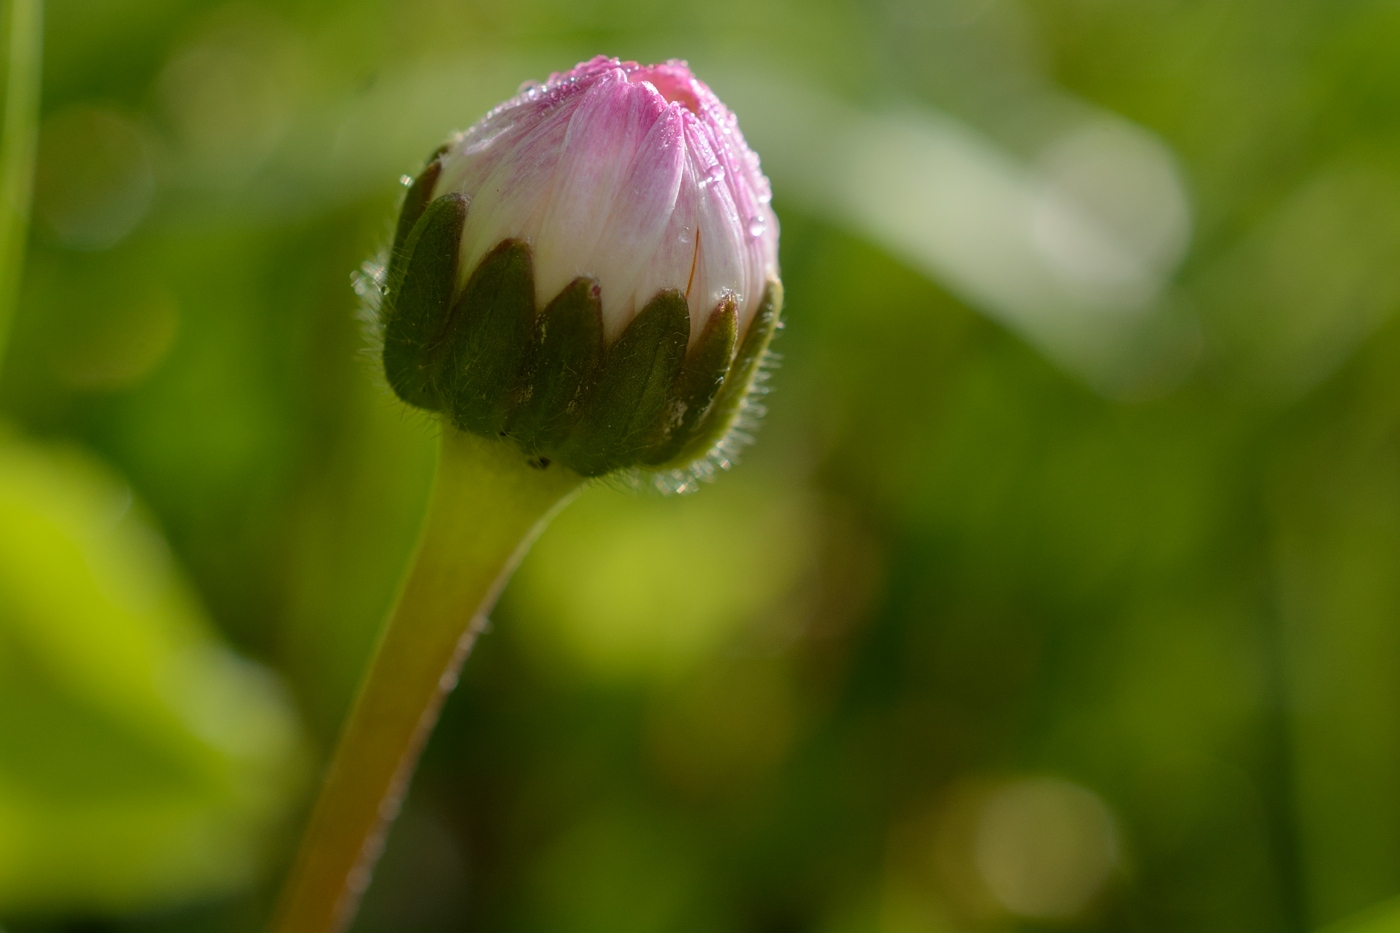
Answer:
[0,0,42,374]
[271,425,583,933]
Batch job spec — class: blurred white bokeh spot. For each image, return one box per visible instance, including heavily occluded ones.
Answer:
[715,69,1198,399]
[973,776,1119,920]
[1031,119,1192,299]
[157,7,307,187]
[34,106,156,251]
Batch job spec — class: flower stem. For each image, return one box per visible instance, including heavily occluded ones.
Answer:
[0,0,43,375]
[270,425,583,933]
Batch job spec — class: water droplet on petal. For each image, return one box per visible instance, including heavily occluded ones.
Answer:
[699,164,725,188]
[747,216,767,238]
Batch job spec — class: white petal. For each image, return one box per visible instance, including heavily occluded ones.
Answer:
[585,103,685,340]
[631,145,703,343]
[454,97,576,288]
[684,117,747,336]
[533,71,665,311]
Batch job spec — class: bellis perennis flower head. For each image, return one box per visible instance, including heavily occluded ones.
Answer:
[369,56,782,486]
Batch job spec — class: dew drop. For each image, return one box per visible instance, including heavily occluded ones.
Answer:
[699,164,725,188]
[747,216,767,238]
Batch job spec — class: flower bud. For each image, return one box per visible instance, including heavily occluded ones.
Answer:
[370,56,782,485]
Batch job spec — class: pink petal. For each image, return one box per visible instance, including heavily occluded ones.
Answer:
[585,102,686,341]
[533,71,668,309]
[632,143,703,342]
[428,56,778,343]
[683,116,747,335]
[454,95,577,284]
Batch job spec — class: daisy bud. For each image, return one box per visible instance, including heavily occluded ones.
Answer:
[374,56,782,482]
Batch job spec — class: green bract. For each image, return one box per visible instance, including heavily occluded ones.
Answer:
[375,170,782,481]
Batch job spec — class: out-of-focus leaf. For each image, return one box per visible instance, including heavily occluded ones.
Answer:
[0,428,304,913]
[1320,896,1400,933]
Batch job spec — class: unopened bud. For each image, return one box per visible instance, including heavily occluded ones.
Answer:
[371,56,782,484]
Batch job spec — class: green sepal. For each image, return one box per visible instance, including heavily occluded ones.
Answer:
[561,289,690,477]
[388,155,443,276]
[507,277,604,457]
[660,280,783,470]
[382,193,466,411]
[445,239,536,436]
[641,300,737,466]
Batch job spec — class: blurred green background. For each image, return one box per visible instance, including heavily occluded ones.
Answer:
[4,0,1400,931]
